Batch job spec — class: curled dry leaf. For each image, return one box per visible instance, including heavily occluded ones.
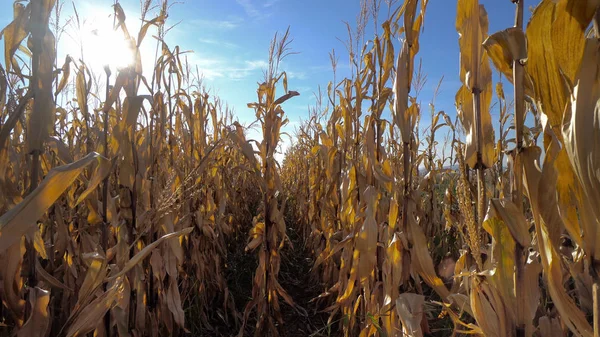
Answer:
[17,287,50,337]
[525,0,599,135]
[0,152,110,254]
[470,276,508,337]
[522,146,593,337]
[0,238,26,324]
[396,293,425,337]
[455,0,495,168]
[407,198,450,299]
[65,279,123,337]
[355,187,378,283]
[106,227,193,282]
[562,38,600,258]
[485,199,530,248]
[483,27,532,95]
[0,2,30,74]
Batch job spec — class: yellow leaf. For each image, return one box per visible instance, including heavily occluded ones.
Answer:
[562,38,600,258]
[75,253,107,311]
[356,187,378,283]
[522,146,594,337]
[485,199,530,248]
[0,2,30,74]
[0,238,26,323]
[455,0,495,168]
[106,227,193,282]
[393,42,412,144]
[77,157,116,205]
[0,152,110,253]
[55,55,71,97]
[483,27,527,75]
[388,198,399,229]
[396,293,425,337]
[407,199,449,299]
[470,276,508,337]
[32,229,47,260]
[525,0,598,136]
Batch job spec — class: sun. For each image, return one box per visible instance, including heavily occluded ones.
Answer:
[83,26,135,70]
[64,6,135,71]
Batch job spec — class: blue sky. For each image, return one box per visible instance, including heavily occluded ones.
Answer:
[0,0,531,159]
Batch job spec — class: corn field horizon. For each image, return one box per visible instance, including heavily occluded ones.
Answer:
[1,0,600,336]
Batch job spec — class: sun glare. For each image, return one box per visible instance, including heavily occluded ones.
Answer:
[66,7,135,71]
[84,27,135,70]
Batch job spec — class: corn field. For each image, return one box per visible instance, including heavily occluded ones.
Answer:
[1,0,600,336]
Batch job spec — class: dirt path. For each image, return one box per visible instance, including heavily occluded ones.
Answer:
[194,223,339,337]
[277,226,340,337]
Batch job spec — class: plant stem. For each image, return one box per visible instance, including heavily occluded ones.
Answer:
[472,88,486,226]
[513,2,526,336]
[594,282,600,337]
[102,66,112,337]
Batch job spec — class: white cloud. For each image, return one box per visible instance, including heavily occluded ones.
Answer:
[225,60,268,79]
[190,17,243,30]
[184,54,226,80]
[263,0,280,8]
[198,38,238,49]
[184,54,268,81]
[296,86,313,94]
[245,60,269,69]
[287,71,307,80]
[236,0,261,18]
[235,0,279,20]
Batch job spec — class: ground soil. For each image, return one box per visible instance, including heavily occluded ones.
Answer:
[192,223,340,337]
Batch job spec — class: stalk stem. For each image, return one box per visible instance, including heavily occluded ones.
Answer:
[513,2,526,336]
[101,67,112,337]
[594,283,600,337]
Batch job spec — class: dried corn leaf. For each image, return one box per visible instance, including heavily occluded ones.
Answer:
[562,38,600,258]
[486,199,530,248]
[17,287,50,337]
[524,251,542,337]
[456,0,494,168]
[75,253,107,311]
[106,227,193,282]
[539,316,563,337]
[0,2,30,74]
[522,146,593,337]
[483,27,533,96]
[111,276,130,337]
[65,280,122,337]
[356,187,378,283]
[36,259,73,292]
[482,215,519,330]
[470,276,508,337]
[47,136,74,164]
[55,55,71,96]
[0,152,110,253]
[392,42,412,144]
[75,156,116,205]
[166,278,185,327]
[396,293,425,337]
[483,27,526,71]
[525,0,598,134]
[407,198,449,299]
[0,238,26,323]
